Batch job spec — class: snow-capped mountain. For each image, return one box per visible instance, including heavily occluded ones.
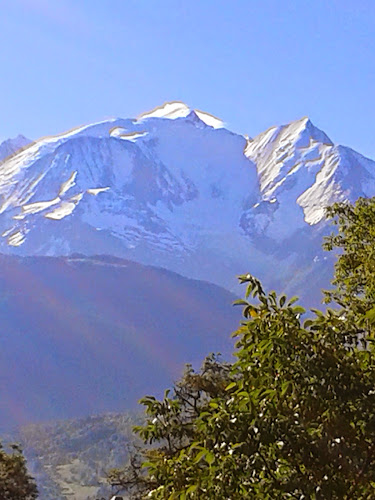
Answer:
[0,102,373,303]
[244,116,375,227]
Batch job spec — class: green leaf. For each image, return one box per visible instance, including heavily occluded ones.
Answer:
[225,381,237,391]
[281,381,292,397]
[287,296,299,306]
[141,461,155,468]
[366,307,375,322]
[194,450,206,463]
[293,305,306,314]
[231,442,243,449]
[186,485,198,495]
[205,451,215,465]
[233,299,249,307]
[237,391,249,398]
[304,319,314,328]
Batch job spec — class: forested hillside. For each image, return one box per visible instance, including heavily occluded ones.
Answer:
[9,412,139,500]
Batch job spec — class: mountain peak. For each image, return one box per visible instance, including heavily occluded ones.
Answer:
[297,116,317,133]
[12,133,30,143]
[287,116,333,147]
[137,101,224,129]
[296,115,310,125]
[138,101,191,120]
[0,134,31,147]
[0,134,32,162]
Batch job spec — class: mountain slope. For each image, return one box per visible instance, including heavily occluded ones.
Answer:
[0,254,238,430]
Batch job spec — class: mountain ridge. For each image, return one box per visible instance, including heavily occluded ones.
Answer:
[0,102,373,303]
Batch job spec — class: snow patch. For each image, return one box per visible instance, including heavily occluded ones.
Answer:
[59,171,77,196]
[87,187,110,196]
[22,197,61,215]
[44,193,83,220]
[110,127,149,142]
[7,230,26,246]
[70,193,84,203]
[45,202,77,220]
[2,227,14,238]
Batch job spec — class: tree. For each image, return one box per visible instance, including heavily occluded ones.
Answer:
[0,443,38,499]
[324,197,375,331]
[110,197,375,499]
[107,354,232,499]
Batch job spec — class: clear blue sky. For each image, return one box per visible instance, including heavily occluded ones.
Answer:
[1,0,374,158]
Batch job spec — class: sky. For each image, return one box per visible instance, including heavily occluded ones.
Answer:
[1,0,374,158]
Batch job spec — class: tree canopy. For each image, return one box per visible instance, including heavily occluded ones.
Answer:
[110,197,375,499]
[324,197,375,329]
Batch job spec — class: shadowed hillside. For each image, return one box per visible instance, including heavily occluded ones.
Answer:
[0,254,239,429]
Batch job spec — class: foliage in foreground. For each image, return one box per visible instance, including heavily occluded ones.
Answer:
[0,443,38,499]
[109,197,375,499]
